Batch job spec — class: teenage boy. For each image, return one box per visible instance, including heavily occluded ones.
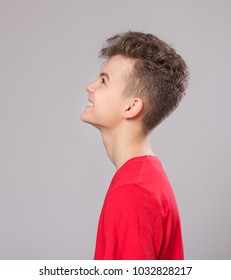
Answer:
[81,31,189,260]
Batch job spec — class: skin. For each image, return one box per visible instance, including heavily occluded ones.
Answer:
[81,54,155,169]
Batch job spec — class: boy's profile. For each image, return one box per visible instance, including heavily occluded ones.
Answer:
[81,31,189,260]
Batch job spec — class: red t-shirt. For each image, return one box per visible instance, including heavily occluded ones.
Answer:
[94,156,184,260]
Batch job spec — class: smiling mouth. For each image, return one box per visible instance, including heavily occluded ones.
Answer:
[87,101,94,107]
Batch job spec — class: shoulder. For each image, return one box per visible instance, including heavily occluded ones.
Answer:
[104,183,162,216]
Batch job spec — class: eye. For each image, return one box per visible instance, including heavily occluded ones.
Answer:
[101,77,106,85]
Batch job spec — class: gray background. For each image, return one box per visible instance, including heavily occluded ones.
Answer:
[0,0,230,259]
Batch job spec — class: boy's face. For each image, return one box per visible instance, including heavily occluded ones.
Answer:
[81,55,136,131]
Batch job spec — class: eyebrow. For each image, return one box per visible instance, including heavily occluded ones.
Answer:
[100,71,110,81]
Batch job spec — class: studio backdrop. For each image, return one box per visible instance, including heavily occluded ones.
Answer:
[0,0,231,259]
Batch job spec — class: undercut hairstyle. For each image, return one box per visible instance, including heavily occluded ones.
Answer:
[100,31,189,134]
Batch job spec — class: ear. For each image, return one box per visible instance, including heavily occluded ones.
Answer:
[123,98,143,119]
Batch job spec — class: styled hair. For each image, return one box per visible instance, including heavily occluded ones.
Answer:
[100,31,189,134]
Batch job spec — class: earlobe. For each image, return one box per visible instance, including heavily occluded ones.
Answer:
[123,98,143,119]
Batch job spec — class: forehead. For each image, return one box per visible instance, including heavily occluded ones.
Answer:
[101,55,136,82]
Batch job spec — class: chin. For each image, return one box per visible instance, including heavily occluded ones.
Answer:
[80,113,94,125]
[81,114,91,124]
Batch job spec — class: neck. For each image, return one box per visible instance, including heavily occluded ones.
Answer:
[100,126,155,169]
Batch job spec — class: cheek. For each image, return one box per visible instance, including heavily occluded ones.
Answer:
[98,96,123,115]
[95,100,123,125]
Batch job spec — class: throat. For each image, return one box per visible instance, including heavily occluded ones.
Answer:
[100,129,155,169]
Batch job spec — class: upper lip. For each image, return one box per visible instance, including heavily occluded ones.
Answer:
[88,98,94,104]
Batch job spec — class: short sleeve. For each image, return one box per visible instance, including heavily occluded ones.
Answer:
[94,184,163,260]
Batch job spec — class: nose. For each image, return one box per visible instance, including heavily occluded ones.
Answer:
[85,80,97,94]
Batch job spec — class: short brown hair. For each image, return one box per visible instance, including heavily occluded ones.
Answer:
[100,31,189,134]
